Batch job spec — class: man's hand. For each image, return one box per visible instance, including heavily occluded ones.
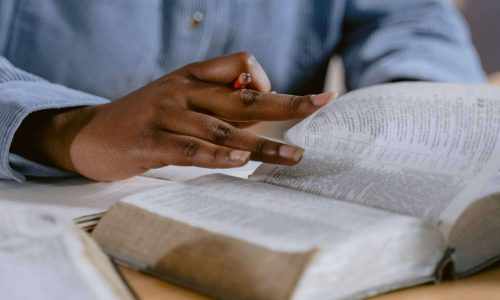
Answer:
[12,52,332,181]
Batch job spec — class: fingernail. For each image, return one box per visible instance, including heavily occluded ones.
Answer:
[229,150,251,162]
[279,145,304,162]
[239,73,252,85]
[310,92,335,107]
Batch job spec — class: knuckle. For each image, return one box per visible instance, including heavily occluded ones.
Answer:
[237,89,262,107]
[209,122,233,145]
[235,51,252,61]
[212,147,225,163]
[182,62,201,74]
[235,51,256,70]
[255,139,279,156]
[182,141,199,158]
[288,95,303,112]
[255,139,267,154]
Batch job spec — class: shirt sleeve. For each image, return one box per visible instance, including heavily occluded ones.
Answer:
[340,0,486,90]
[0,56,108,181]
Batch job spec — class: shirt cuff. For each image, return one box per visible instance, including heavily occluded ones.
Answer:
[0,81,108,181]
[9,153,77,178]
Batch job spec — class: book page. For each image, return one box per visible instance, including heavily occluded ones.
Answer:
[0,176,166,221]
[120,174,414,252]
[252,83,500,236]
[0,209,132,300]
[114,174,445,270]
[475,171,500,199]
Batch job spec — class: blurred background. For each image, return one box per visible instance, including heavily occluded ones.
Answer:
[252,0,500,138]
[453,0,500,77]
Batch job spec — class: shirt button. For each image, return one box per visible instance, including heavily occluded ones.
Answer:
[190,11,204,28]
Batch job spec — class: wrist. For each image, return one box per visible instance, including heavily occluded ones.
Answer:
[11,106,95,173]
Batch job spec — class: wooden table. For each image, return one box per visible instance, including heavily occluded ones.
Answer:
[121,263,500,300]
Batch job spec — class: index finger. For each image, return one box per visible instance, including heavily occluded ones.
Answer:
[186,82,336,121]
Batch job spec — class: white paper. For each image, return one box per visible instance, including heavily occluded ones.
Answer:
[254,83,500,236]
[142,160,261,181]
[0,176,166,220]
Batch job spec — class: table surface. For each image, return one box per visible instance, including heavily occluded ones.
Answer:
[121,263,500,300]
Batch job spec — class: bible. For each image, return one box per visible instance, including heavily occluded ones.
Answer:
[92,83,500,299]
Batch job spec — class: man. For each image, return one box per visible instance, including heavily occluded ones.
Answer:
[0,0,485,182]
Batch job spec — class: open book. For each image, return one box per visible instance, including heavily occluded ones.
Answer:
[0,209,134,299]
[91,83,500,299]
